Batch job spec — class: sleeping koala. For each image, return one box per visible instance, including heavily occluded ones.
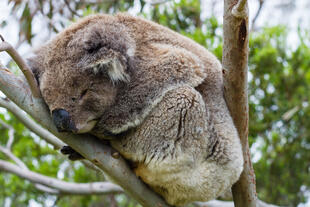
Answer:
[28,13,243,206]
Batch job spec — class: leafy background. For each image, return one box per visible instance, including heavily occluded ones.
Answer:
[0,0,309,206]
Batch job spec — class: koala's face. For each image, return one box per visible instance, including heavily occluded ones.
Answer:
[29,16,134,133]
[39,67,118,134]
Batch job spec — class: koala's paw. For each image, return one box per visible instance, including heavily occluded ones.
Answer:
[61,146,84,161]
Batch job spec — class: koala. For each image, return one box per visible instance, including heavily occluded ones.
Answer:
[28,13,243,206]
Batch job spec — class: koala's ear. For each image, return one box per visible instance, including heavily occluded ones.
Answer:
[92,57,130,83]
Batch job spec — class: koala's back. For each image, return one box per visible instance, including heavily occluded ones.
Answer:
[85,14,226,135]
[116,13,222,87]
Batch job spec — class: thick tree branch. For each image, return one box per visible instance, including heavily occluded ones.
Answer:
[0,160,123,195]
[0,58,171,207]
[222,0,257,207]
[0,36,41,97]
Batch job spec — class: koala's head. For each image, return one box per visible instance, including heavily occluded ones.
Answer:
[28,15,135,133]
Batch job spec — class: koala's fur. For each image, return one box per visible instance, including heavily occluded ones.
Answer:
[28,14,243,206]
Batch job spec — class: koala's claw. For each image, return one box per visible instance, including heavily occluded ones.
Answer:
[61,146,84,161]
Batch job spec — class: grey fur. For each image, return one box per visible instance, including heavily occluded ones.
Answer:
[28,14,243,206]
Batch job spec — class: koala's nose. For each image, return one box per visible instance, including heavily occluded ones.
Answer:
[52,109,76,132]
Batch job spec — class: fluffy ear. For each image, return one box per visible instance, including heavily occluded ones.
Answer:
[91,58,130,83]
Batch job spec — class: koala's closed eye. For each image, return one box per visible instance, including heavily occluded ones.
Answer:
[80,89,89,100]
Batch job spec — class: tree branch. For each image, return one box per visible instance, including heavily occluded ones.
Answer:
[0,54,171,207]
[0,129,61,193]
[143,0,171,5]
[0,145,28,169]
[222,0,258,207]
[0,36,41,97]
[0,97,101,172]
[35,184,60,194]
[251,0,265,32]
[0,118,15,149]
[63,0,82,17]
[0,135,83,195]
[0,160,123,195]
[0,98,64,149]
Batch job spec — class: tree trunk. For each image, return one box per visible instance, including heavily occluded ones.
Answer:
[222,0,258,207]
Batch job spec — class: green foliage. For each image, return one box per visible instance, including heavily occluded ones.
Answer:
[248,26,310,206]
[1,1,310,207]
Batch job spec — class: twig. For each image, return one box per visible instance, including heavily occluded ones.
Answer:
[0,37,41,97]
[144,0,171,5]
[251,0,265,32]
[282,106,299,121]
[232,0,248,18]
[0,160,123,195]
[63,0,82,17]
[0,145,28,169]
[0,138,65,194]
[109,195,119,207]
[0,118,15,149]
[35,184,60,194]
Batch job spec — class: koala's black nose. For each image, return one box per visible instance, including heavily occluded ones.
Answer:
[52,109,76,132]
